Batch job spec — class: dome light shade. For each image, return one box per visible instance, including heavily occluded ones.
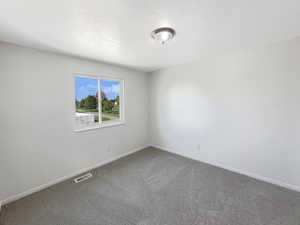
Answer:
[151,27,176,45]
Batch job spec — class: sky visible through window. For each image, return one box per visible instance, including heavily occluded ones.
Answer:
[75,76,97,101]
[75,76,120,101]
[100,79,120,100]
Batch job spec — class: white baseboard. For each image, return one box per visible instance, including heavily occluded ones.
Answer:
[151,144,300,193]
[1,145,150,206]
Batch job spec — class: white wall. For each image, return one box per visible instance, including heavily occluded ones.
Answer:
[0,42,149,202]
[150,38,300,190]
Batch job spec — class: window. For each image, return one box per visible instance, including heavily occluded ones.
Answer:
[74,75,124,131]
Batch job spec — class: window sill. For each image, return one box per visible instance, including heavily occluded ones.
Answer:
[74,121,125,133]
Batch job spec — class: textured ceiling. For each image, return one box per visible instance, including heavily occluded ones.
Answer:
[1,0,300,71]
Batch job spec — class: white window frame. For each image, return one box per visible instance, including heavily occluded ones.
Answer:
[73,73,125,132]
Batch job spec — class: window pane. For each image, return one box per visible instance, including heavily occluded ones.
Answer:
[101,79,121,122]
[75,76,99,130]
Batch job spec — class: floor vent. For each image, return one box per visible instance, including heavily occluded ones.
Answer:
[74,172,93,183]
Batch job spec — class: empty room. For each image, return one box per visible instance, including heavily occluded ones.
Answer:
[1,0,300,224]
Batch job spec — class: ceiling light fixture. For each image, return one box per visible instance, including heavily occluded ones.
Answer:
[151,27,176,45]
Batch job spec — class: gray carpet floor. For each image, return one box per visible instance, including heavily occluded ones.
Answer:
[1,147,300,225]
